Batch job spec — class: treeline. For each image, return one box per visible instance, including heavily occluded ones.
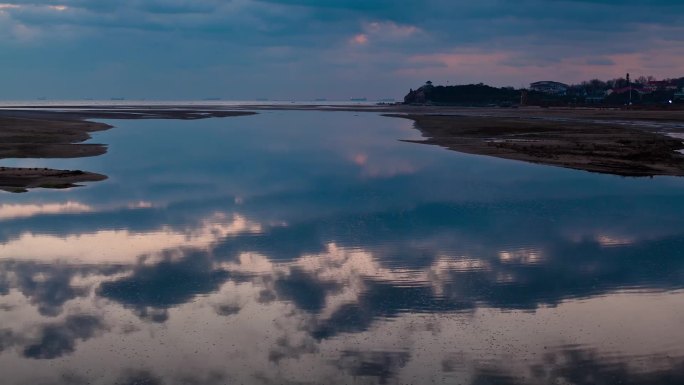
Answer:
[578,76,684,93]
[404,77,684,107]
[404,82,520,106]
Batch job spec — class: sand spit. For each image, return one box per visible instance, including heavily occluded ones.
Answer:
[235,104,684,176]
[386,112,684,177]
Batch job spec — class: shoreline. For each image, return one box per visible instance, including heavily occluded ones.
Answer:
[386,113,684,177]
[0,109,255,192]
[0,114,112,192]
[2,105,684,181]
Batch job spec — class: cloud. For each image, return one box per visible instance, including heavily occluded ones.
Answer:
[0,0,683,98]
[97,249,231,319]
[468,346,684,385]
[22,314,106,359]
[336,350,411,384]
[0,328,19,353]
[114,370,164,385]
[214,303,241,316]
[350,33,368,45]
[0,261,122,316]
[0,201,93,220]
[364,20,419,39]
[0,213,262,263]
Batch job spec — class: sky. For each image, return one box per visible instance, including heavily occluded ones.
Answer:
[1,0,684,100]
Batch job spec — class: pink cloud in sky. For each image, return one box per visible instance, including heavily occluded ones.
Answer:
[364,21,419,38]
[399,46,684,86]
[351,33,369,45]
[349,21,421,46]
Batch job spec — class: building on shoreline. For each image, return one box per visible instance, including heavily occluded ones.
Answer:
[530,81,569,95]
[675,89,684,101]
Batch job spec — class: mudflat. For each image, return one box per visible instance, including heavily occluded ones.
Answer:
[225,105,684,177]
[385,110,684,176]
[3,104,684,184]
[0,109,256,192]
[239,104,684,176]
[0,114,110,192]
[0,115,111,158]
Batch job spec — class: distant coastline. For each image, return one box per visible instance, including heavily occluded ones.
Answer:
[403,77,684,108]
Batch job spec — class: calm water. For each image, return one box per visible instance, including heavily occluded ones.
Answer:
[1,111,684,384]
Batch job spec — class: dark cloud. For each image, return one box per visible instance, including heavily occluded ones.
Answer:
[311,283,462,340]
[23,371,92,385]
[14,265,89,316]
[471,347,684,385]
[213,303,241,316]
[257,0,399,11]
[97,250,230,320]
[335,350,411,384]
[1,0,683,98]
[0,261,123,316]
[174,371,228,385]
[206,196,684,339]
[0,328,19,353]
[0,269,9,295]
[268,334,318,363]
[133,307,170,323]
[23,314,106,359]
[272,268,342,313]
[115,369,164,385]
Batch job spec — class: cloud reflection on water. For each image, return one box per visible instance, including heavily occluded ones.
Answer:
[0,202,94,220]
[0,212,263,263]
[1,112,684,383]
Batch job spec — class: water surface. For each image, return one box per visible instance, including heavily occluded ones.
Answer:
[1,111,684,384]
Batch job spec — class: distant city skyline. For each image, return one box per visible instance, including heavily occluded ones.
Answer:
[1,0,684,100]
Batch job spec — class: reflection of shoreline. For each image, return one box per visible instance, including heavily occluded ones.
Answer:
[0,109,255,192]
[253,103,684,177]
[0,167,107,193]
[6,104,684,179]
[0,114,111,192]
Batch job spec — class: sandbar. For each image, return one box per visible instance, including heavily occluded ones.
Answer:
[0,109,255,192]
[385,111,684,176]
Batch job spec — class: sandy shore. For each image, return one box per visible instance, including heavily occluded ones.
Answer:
[3,104,684,183]
[0,109,255,192]
[238,104,684,176]
[387,113,684,176]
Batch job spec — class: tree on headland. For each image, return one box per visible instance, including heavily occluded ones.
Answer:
[404,82,520,105]
[404,74,684,107]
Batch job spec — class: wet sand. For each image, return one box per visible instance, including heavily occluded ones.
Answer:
[238,104,684,176]
[0,109,255,192]
[3,104,684,181]
[387,113,684,176]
